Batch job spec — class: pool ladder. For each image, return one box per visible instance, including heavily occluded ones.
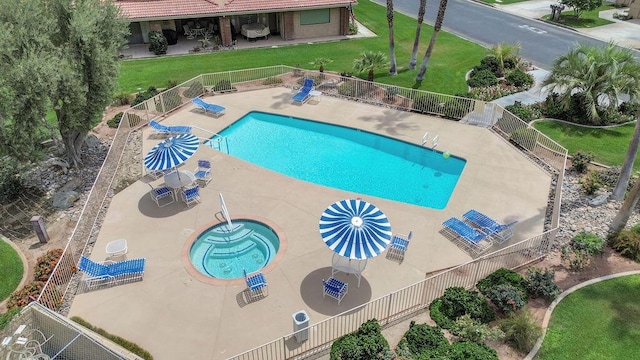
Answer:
[421,132,439,149]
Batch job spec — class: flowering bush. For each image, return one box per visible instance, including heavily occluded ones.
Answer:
[34,248,64,282]
[6,281,45,309]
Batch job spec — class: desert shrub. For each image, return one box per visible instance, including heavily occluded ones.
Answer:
[112,91,131,106]
[579,171,602,195]
[561,232,604,271]
[451,314,505,343]
[132,86,159,106]
[498,310,542,354]
[33,249,63,282]
[430,287,495,330]
[467,69,499,88]
[523,267,560,300]
[330,319,389,360]
[147,31,167,55]
[487,284,527,314]
[107,112,124,128]
[476,268,526,296]
[504,102,541,123]
[509,127,537,151]
[396,322,448,358]
[446,341,499,360]
[571,151,594,173]
[184,81,204,98]
[262,76,283,85]
[72,317,154,360]
[505,69,533,88]
[571,231,605,255]
[0,307,21,331]
[609,226,640,262]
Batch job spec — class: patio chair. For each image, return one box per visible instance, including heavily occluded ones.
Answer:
[193,159,212,186]
[181,185,201,207]
[322,277,348,305]
[386,231,412,263]
[78,256,146,290]
[183,24,195,39]
[442,217,492,254]
[148,183,174,207]
[191,97,226,117]
[462,209,517,243]
[292,78,315,104]
[243,269,268,300]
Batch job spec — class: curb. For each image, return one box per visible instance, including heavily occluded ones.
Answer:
[524,270,640,359]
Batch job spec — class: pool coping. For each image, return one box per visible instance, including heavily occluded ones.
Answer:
[181,215,288,286]
[524,270,640,360]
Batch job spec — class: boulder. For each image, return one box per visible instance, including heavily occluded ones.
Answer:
[53,191,80,209]
[59,177,83,193]
[589,194,609,207]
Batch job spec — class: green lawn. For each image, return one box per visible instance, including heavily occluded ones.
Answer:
[542,5,614,28]
[536,275,640,359]
[0,239,23,303]
[533,120,640,171]
[117,0,487,95]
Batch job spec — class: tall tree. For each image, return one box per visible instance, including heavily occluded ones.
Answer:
[386,0,397,76]
[560,0,603,19]
[542,42,640,125]
[611,109,640,200]
[416,0,449,81]
[409,0,428,70]
[488,43,521,78]
[610,173,640,235]
[353,51,389,82]
[0,0,129,167]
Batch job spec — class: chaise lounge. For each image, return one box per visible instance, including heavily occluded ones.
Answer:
[292,78,315,104]
[192,97,226,117]
[462,209,517,243]
[442,217,492,254]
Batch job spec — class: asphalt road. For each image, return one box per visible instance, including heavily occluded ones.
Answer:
[371,0,608,69]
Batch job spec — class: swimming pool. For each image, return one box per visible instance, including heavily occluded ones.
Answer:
[189,220,280,279]
[212,111,466,209]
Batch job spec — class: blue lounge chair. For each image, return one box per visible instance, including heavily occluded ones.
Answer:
[192,97,226,117]
[462,209,517,243]
[442,217,492,254]
[78,256,146,290]
[243,269,268,300]
[387,231,412,263]
[292,78,315,104]
[193,159,212,186]
[149,120,191,136]
[322,277,348,305]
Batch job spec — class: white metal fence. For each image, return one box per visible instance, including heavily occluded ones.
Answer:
[27,66,566,359]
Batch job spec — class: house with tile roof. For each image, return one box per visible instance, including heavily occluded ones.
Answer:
[116,0,357,48]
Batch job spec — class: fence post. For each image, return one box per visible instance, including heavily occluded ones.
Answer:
[385,292,394,326]
[31,215,49,243]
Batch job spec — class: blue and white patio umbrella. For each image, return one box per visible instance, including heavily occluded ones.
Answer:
[143,134,200,171]
[319,199,392,260]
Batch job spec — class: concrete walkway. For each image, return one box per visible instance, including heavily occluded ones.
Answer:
[491,68,551,107]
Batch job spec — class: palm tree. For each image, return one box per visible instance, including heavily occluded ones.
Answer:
[542,42,640,125]
[611,109,640,200]
[610,172,640,235]
[409,0,428,70]
[416,0,449,81]
[386,0,397,76]
[488,42,521,78]
[353,51,389,82]
[309,57,333,73]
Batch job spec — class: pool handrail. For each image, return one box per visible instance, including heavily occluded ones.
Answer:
[219,193,233,230]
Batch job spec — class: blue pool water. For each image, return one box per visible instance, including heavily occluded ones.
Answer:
[190,220,279,279]
[212,111,466,209]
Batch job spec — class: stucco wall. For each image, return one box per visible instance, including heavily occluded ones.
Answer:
[629,0,640,18]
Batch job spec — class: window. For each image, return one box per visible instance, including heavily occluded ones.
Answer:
[300,9,330,25]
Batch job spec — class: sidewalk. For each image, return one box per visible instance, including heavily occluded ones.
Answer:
[491,68,550,107]
[496,0,640,50]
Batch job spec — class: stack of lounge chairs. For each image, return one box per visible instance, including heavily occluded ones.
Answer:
[442,209,517,255]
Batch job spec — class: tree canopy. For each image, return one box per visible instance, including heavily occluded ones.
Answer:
[0,0,129,166]
[560,0,602,18]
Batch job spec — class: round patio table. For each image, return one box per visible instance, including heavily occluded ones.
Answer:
[164,170,196,200]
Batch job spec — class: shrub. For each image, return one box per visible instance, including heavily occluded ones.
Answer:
[107,112,124,128]
[542,93,565,119]
[609,227,640,262]
[112,91,131,106]
[184,81,204,98]
[523,267,560,300]
[509,127,537,152]
[430,287,495,330]
[476,268,526,296]
[487,284,527,314]
[0,307,21,331]
[166,79,178,89]
[7,281,45,309]
[396,321,448,358]
[598,166,621,188]
[571,231,605,256]
[503,57,519,70]
[132,86,159,106]
[451,314,505,343]
[212,80,233,93]
[34,249,63,282]
[571,151,594,173]
[443,97,474,120]
[337,80,371,97]
[618,101,640,117]
[330,319,389,360]
[147,31,167,55]
[505,69,533,88]
[479,56,500,76]
[467,69,499,88]
[561,232,604,271]
[0,158,30,201]
[412,93,444,114]
[446,341,499,360]
[579,171,602,195]
[498,310,542,354]
[72,317,154,360]
[262,76,283,85]
[504,102,541,123]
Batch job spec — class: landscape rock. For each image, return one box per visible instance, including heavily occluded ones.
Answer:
[589,194,609,207]
[52,190,80,209]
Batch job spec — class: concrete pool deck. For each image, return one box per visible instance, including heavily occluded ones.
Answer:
[68,88,551,360]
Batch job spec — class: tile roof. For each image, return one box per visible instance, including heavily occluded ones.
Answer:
[117,0,356,20]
